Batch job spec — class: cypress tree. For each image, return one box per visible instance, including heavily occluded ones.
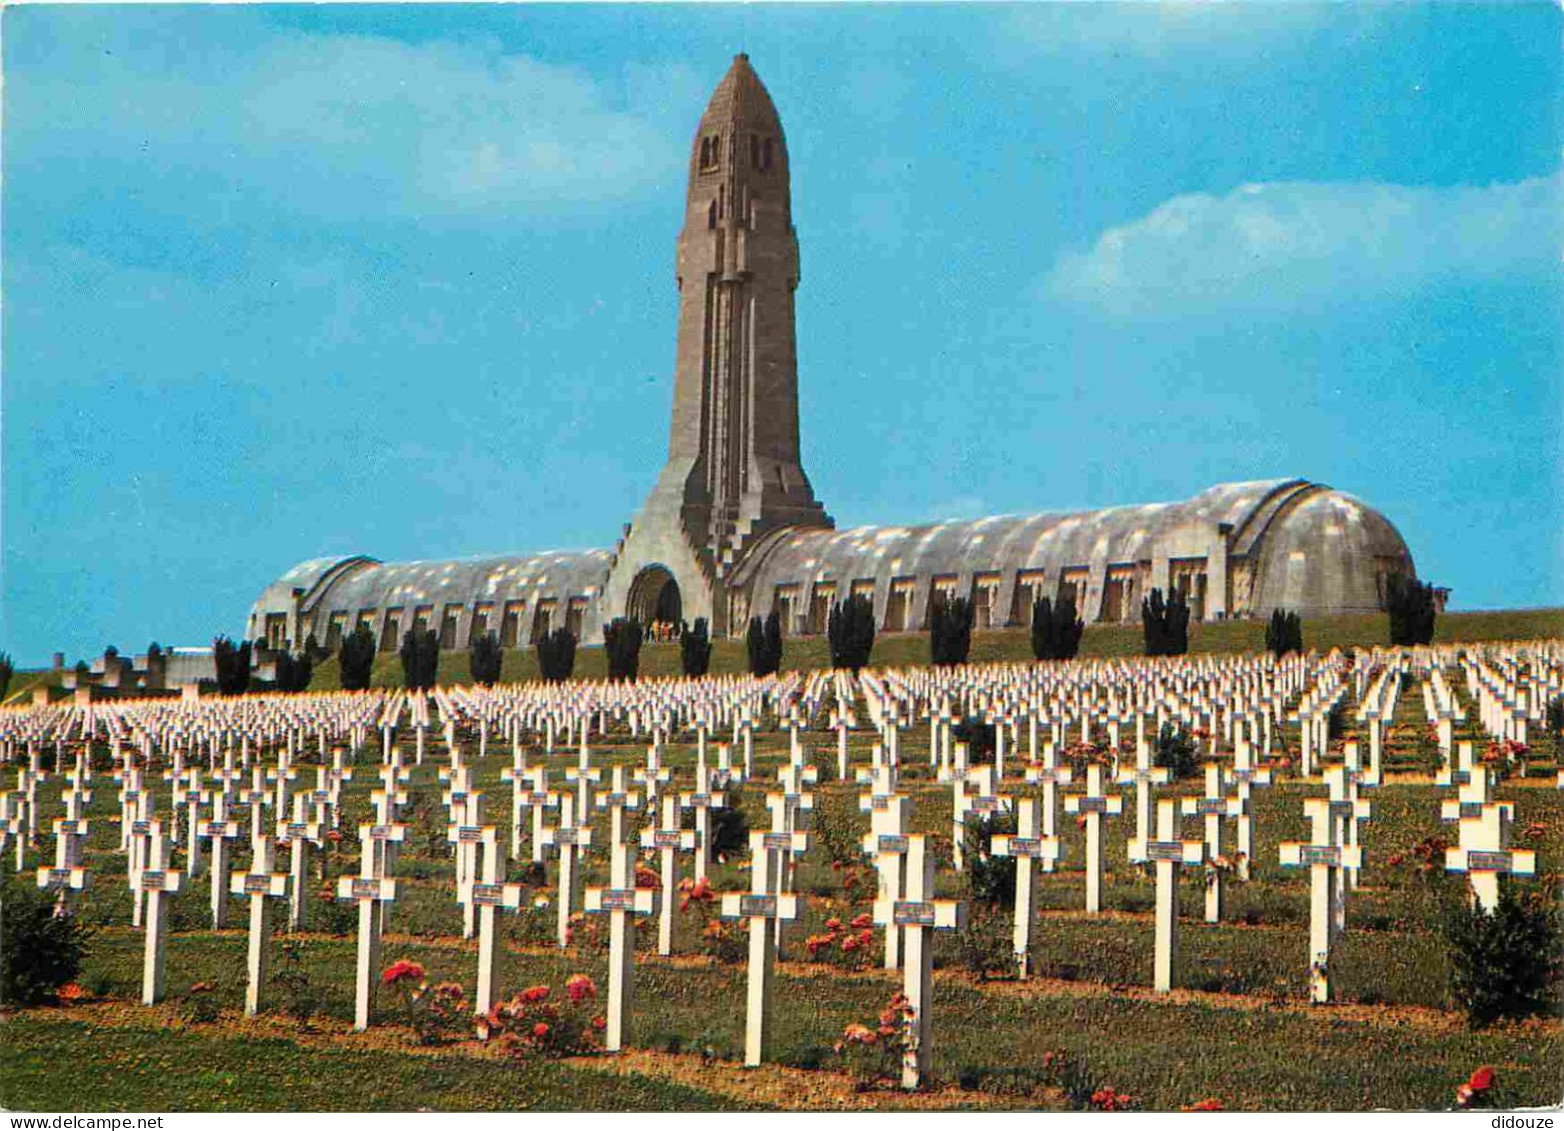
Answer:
[604,617,643,683]
[535,627,576,684]
[212,636,253,696]
[339,625,377,691]
[470,629,504,686]
[680,617,713,678]
[1386,574,1437,646]
[827,594,876,673]
[1030,595,1084,661]
[1141,588,1190,657]
[763,610,784,675]
[929,596,974,667]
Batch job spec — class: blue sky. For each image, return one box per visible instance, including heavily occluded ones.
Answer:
[4,3,1560,666]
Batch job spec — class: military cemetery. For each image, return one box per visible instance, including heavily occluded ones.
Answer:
[5,3,1560,1118]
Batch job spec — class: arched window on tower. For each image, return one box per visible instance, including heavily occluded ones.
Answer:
[761,138,774,171]
[750,134,761,170]
[699,135,721,172]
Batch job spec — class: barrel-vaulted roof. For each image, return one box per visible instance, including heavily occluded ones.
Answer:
[735,479,1308,592]
[250,549,613,626]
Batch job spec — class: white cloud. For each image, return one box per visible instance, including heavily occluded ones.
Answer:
[1042,174,1563,318]
[9,27,694,220]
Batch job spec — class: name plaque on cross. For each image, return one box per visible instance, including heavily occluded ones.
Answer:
[597,889,638,911]
[1327,801,1357,819]
[1468,850,1514,871]
[471,883,506,906]
[869,795,890,811]
[967,797,1002,814]
[653,831,684,849]
[603,793,628,806]
[1075,797,1111,814]
[1454,802,1484,819]
[140,870,168,890]
[1004,836,1043,856]
[554,829,587,846]
[526,792,553,805]
[457,827,483,843]
[131,820,154,836]
[878,834,910,853]
[285,822,310,837]
[243,874,274,895]
[739,894,777,917]
[1193,799,1229,815]
[1143,842,1187,862]
[1298,845,1341,867]
[351,877,389,900]
[55,820,86,836]
[893,901,936,927]
[41,867,77,885]
[762,832,793,851]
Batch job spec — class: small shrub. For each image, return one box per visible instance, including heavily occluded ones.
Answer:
[831,993,913,1090]
[177,981,223,1024]
[1265,608,1304,656]
[481,974,604,1057]
[963,811,1017,907]
[950,907,1014,982]
[0,652,12,701]
[680,617,713,678]
[382,960,470,1045]
[270,937,318,1026]
[1153,723,1199,780]
[810,790,866,867]
[1443,883,1561,1027]
[0,875,90,1005]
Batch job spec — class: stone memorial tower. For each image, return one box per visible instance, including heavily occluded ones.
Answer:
[603,54,833,635]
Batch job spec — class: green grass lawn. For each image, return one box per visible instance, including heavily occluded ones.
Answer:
[5,679,1562,1111]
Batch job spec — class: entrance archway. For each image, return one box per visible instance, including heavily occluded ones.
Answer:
[627,565,682,628]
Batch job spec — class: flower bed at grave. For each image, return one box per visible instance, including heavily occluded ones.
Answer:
[475,974,605,1058]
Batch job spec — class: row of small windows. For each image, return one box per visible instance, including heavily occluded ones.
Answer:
[306,598,590,653]
[766,562,1217,635]
[697,133,775,173]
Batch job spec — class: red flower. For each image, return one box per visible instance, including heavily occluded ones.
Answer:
[532,1022,550,1039]
[519,984,551,1004]
[850,912,873,930]
[566,973,597,1003]
[1186,1098,1224,1111]
[381,959,425,986]
[1469,1066,1495,1092]
[825,916,843,933]
[591,1015,607,1030]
